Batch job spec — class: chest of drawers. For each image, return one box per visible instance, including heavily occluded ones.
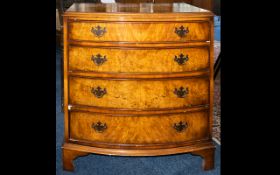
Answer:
[62,2,215,171]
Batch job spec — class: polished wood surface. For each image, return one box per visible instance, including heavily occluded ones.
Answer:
[69,40,210,48]
[192,148,215,170]
[62,141,215,171]
[69,111,209,145]
[69,77,209,109]
[116,0,193,4]
[69,21,209,42]
[191,0,213,12]
[69,46,209,73]
[66,2,210,13]
[115,1,213,12]
[69,104,209,115]
[69,70,209,79]
[63,14,70,141]
[62,148,89,171]
[63,141,215,158]
[62,2,214,171]
[63,3,214,21]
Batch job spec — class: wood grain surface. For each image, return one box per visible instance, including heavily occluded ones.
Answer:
[62,2,215,171]
[69,111,209,144]
[69,22,210,42]
[69,77,209,109]
[69,46,209,73]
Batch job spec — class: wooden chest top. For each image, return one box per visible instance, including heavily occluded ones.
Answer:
[63,2,213,20]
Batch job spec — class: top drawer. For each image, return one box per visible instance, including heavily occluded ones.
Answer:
[68,21,210,42]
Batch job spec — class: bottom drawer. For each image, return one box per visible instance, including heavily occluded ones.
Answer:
[69,111,210,145]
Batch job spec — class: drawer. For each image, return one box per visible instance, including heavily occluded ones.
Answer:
[68,22,210,42]
[69,111,209,144]
[69,46,209,73]
[69,77,209,109]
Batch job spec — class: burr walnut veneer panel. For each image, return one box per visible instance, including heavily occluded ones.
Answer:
[69,46,209,73]
[69,111,209,145]
[69,77,209,109]
[69,22,210,42]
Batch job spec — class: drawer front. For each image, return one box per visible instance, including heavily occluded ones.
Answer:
[69,77,209,109]
[69,22,209,42]
[69,46,209,73]
[70,111,209,144]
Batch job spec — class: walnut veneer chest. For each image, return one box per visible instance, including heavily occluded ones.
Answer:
[62,2,215,171]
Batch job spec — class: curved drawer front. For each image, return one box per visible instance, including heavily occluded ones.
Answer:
[69,77,209,109]
[69,46,209,73]
[69,111,209,145]
[69,22,210,42]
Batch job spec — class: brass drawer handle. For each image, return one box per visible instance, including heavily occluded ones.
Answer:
[91,25,106,37]
[91,86,107,98]
[173,121,188,132]
[92,121,107,133]
[174,54,189,65]
[175,26,189,38]
[91,54,107,66]
[174,87,189,98]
